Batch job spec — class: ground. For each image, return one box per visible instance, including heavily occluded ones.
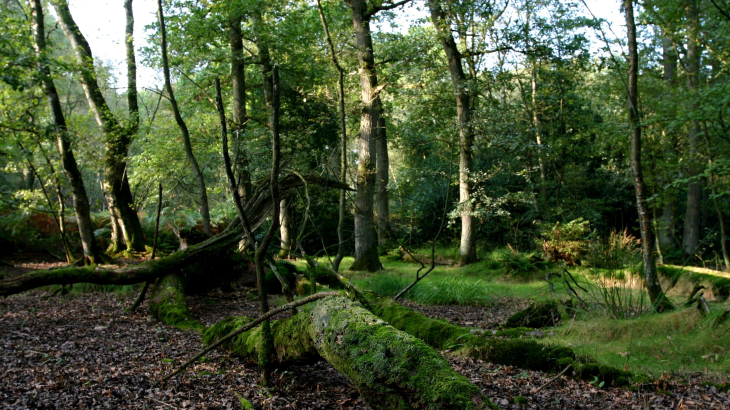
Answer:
[1,255,729,409]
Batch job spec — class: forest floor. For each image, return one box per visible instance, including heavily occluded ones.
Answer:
[1,255,729,409]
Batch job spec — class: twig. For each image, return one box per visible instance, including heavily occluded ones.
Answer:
[533,364,572,394]
[159,291,338,384]
[147,397,180,409]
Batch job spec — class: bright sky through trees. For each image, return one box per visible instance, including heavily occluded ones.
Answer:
[62,0,623,90]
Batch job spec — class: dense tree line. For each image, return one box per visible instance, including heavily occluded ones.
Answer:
[1,0,729,274]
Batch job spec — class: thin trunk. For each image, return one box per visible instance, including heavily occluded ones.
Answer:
[279,197,292,259]
[316,0,348,272]
[229,12,252,202]
[625,0,672,311]
[428,0,476,266]
[532,65,547,206]
[157,0,211,237]
[51,0,144,252]
[124,0,138,132]
[683,0,702,256]
[251,8,278,384]
[346,0,381,271]
[22,168,35,190]
[702,124,730,271]
[253,60,282,386]
[31,0,101,264]
[376,115,390,246]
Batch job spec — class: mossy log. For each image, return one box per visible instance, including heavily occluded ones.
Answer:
[372,296,640,388]
[203,296,497,410]
[148,275,204,332]
[0,174,349,297]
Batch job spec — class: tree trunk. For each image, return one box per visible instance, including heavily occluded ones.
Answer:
[124,0,139,132]
[31,0,102,264]
[51,0,145,253]
[624,0,672,311]
[229,11,252,202]
[376,115,390,246]
[316,0,349,272]
[203,296,497,410]
[428,0,477,266]
[683,0,702,256]
[346,0,381,272]
[157,0,211,237]
[532,65,547,207]
[279,197,293,258]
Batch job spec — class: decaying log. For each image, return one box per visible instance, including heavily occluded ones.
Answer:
[0,174,350,297]
[203,296,498,410]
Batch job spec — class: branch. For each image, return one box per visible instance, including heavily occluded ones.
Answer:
[368,0,412,17]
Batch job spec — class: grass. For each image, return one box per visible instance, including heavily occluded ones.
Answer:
[545,307,730,377]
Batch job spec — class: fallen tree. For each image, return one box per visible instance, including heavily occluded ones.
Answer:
[0,174,346,297]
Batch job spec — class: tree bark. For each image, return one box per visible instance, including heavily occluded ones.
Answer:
[157,0,211,237]
[229,11,252,202]
[346,0,381,271]
[428,0,477,266]
[316,0,348,272]
[50,0,145,253]
[624,0,672,311]
[683,0,702,256]
[31,0,102,264]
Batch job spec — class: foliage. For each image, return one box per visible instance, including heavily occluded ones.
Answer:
[536,218,591,265]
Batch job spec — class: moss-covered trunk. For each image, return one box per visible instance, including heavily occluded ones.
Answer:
[204,296,497,410]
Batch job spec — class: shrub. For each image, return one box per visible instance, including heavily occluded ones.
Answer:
[536,218,590,265]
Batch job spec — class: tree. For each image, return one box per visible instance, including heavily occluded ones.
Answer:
[50,0,145,252]
[344,0,406,271]
[30,0,101,264]
[427,0,477,266]
[157,0,212,237]
[624,0,672,311]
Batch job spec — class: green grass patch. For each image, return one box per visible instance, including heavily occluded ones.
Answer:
[545,307,730,377]
[359,271,494,306]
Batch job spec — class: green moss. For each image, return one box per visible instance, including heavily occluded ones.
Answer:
[371,294,649,389]
[148,274,204,332]
[202,314,320,365]
[504,301,561,329]
[514,396,528,405]
[371,296,472,350]
[310,296,498,410]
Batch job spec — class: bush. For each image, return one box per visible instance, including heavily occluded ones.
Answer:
[536,218,590,265]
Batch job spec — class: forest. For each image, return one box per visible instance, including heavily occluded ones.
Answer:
[0,0,729,408]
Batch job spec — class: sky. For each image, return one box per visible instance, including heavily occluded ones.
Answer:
[62,0,625,91]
